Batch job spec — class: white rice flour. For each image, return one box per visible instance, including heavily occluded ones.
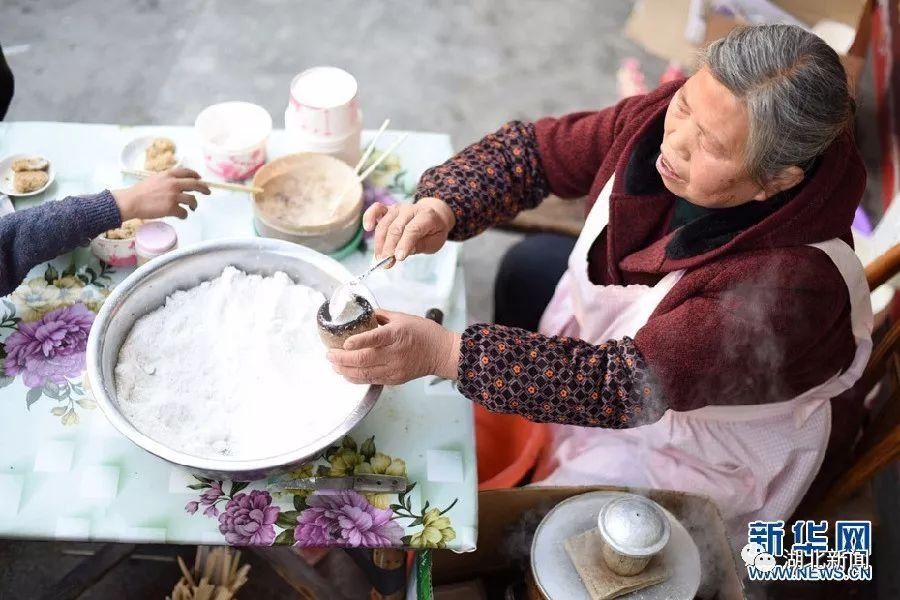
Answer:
[327,283,365,325]
[115,267,364,460]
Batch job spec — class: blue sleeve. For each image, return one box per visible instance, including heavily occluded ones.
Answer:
[0,190,122,296]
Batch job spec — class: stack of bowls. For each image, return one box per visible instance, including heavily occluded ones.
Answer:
[284,66,361,167]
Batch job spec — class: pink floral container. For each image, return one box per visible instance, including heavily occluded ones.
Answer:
[284,67,362,167]
[195,102,273,181]
[284,108,361,167]
[286,67,359,137]
[90,235,138,267]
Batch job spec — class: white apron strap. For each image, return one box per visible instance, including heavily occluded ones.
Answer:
[799,239,873,398]
[543,175,687,342]
[693,237,873,417]
[567,176,614,270]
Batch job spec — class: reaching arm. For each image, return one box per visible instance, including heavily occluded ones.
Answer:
[415,96,646,241]
[0,167,215,296]
[0,191,121,296]
[415,121,550,240]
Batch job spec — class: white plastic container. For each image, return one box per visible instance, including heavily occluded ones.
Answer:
[195,102,272,181]
[284,107,361,166]
[286,67,359,135]
[284,67,362,167]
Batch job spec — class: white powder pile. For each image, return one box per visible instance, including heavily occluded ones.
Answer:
[115,267,364,460]
[328,284,364,325]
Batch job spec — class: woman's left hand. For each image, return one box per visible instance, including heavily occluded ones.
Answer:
[327,309,460,385]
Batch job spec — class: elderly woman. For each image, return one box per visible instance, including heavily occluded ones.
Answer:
[328,25,871,538]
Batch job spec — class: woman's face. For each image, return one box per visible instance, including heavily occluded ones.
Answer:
[659,67,799,207]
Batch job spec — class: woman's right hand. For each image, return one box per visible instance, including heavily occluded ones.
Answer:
[112,167,211,221]
[364,197,456,263]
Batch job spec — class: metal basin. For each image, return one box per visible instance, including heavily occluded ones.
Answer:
[86,238,381,481]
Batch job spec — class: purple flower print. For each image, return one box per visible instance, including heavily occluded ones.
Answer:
[200,481,223,505]
[362,185,399,240]
[294,490,403,548]
[217,490,279,545]
[363,184,398,210]
[4,303,94,388]
[185,481,224,517]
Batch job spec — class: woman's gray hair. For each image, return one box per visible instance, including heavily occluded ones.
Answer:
[699,24,855,185]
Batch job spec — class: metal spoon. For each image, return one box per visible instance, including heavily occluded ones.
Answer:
[352,255,396,285]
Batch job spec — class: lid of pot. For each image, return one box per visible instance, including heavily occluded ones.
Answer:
[597,494,670,557]
[135,221,177,254]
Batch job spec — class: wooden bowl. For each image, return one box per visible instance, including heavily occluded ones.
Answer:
[317,294,378,350]
[252,153,363,253]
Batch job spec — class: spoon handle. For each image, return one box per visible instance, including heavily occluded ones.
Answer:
[356,255,396,284]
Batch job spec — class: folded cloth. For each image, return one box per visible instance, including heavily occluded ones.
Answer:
[564,528,669,600]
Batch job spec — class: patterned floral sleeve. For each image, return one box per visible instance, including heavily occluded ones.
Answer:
[415,121,550,241]
[458,324,667,428]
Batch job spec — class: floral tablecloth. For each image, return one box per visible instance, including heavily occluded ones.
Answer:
[0,122,477,551]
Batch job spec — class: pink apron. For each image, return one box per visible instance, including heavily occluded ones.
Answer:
[536,177,873,543]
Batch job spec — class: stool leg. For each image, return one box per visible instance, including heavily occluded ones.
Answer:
[345,548,406,599]
[370,548,406,599]
[39,543,136,600]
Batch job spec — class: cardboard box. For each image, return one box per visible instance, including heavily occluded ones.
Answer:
[432,486,746,599]
[625,0,872,91]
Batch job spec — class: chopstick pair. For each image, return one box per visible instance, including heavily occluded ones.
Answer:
[121,168,263,195]
[353,118,409,183]
[320,118,409,208]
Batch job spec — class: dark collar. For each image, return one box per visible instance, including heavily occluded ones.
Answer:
[620,114,796,260]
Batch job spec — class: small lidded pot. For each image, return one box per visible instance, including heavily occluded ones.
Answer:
[135,221,178,266]
[317,292,378,350]
[597,494,670,576]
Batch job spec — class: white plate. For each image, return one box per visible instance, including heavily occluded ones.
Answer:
[0,194,14,216]
[531,491,702,600]
[0,153,56,197]
[119,135,183,175]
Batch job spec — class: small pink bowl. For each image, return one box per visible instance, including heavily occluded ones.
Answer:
[90,235,137,267]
